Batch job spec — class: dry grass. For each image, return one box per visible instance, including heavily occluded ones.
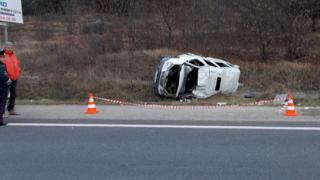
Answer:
[15,43,320,103]
[7,16,320,104]
[237,60,320,93]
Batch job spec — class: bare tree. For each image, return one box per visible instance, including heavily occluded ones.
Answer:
[302,0,320,32]
[226,0,279,61]
[277,0,311,59]
[177,0,214,50]
[154,0,181,48]
[94,0,136,16]
[23,0,68,15]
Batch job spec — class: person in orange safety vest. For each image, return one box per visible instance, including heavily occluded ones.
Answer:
[4,48,21,115]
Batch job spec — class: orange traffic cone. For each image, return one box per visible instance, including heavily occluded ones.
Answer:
[85,93,99,114]
[284,96,297,117]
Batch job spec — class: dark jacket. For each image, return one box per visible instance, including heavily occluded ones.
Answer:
[0,62,9,90]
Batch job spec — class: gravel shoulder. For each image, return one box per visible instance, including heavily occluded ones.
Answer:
[8,105,320,122]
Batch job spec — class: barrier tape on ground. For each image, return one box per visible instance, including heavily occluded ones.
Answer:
[94,96,287,109]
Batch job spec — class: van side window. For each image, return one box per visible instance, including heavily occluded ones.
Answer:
[216,62,229,67]
[215,77,221,91]
[204,60,217,67]
[189,59,204,66]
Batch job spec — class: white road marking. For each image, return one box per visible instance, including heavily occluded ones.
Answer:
[6,123,320,131]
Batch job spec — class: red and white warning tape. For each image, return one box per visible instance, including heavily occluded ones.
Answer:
[94,96,287,109]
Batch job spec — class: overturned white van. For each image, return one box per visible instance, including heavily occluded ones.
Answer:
[154,53,240,99]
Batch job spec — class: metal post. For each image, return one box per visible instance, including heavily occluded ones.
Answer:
[4,22,8,46]
[0,22,8,47]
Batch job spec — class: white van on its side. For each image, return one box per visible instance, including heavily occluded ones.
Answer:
[154,53,240,99]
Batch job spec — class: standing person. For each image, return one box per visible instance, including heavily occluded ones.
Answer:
[0,50,11,126]
[4,48,21,115]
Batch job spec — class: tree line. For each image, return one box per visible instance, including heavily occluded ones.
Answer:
[22,0,320,61]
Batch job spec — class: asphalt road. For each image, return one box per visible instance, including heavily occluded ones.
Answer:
[1,119,320,180]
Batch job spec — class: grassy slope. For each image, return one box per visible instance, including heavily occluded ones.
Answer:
[7,16,320,106]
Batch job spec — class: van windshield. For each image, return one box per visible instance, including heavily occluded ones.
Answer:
[164,65,181,94]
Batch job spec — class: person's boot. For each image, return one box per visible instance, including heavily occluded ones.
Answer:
[9,109,19,116]
[0,120,6,126]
